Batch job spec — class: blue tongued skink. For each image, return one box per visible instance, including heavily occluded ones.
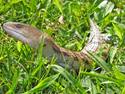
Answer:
[3,19,111,70]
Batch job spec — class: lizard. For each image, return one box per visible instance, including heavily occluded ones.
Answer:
[2,19,111,70]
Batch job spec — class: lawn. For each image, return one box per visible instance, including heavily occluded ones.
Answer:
[0,0,125,94]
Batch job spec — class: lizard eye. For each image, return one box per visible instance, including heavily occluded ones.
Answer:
[15,24,23,28]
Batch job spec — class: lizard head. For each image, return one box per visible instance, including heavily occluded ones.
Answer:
[3,22,42,48]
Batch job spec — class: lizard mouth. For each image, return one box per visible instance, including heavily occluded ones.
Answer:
[3,22,30,44]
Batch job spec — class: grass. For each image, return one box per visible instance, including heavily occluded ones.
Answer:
[0,0,125,94]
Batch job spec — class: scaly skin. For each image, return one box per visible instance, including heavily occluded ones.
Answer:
[2,19,111,70]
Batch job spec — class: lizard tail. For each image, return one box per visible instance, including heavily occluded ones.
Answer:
[81,19,111,54]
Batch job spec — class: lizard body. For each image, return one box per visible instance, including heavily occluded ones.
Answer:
[3,19,111,70]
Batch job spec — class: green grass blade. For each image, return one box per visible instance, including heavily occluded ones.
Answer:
[22,74,60,94]
[122,85,125,94]
[6,70,20,94]
[109,47,117,63]
[88,52,112,72]
[81,72,123,87]
[112,23,123,42]
[50,65,86,94]
[112,66,125,81]
[53,0,63,14]
[16,41,23,52]
[104,1,114,16]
